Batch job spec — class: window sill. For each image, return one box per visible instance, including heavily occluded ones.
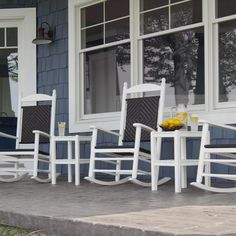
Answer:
[69,115,121,133]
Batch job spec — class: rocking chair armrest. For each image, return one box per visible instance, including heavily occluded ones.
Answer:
[33,130,50,138]
[133,123,155,132]
[89,126,121,137]
[200,121,236,132]
[0,131,17,140]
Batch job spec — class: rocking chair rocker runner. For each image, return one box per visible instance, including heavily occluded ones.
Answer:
[0,90,56,182]
[191,120,236,193]
[86,78,170,186]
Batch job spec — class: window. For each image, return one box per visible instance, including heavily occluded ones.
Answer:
[140,0,202,34]
[140,0,204,107]
[69,0,131,131]
[84,44,130,114]
[69,0,236,132]
[80,0,130,117]
[213,0,236,107]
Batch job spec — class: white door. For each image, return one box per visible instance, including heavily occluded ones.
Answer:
[0,8,36,118]
[0,21,20,117]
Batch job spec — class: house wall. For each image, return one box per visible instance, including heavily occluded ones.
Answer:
[0,0,235,180]
[0,0,36,8]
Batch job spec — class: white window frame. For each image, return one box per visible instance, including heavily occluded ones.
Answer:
[0,8,36,101]
[203,0,236,124]
[69,0,236,133]
[69,0,132,132]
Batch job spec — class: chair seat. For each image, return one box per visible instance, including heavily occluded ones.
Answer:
[205,144,236,149]
[0,149,49,155]
[95,145,150,155]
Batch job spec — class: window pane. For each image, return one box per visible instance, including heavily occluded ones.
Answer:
[0,49,18,117]
[105,18,129,43]
[140,7,169,35]
[216,0,236,18]
[6,28,17,47]
[171,0,202,28]
[0,28,4,47]
[218,20,236,103]
[105,0,129,21]
[140,0,168,12]
[81,25,103,49]
[81,3,103,28]
[143,27,204,106]
[84,44,130,114]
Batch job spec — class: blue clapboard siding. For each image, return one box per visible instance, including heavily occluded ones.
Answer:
[1,0,236,181]
[36,0,69,175]
[0,0,35,8]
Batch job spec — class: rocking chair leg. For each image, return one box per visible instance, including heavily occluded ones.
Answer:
[88,129,97,179]
[131,127,141,180]
[0,173,28,182]
[174,132,181,193]
[33,133,40,178]
[205,132,211,187]
[14,162,19,178]
[51,136,57,185]
[115,160,121,181]
[33,157,38,179]
[151,135,161,191]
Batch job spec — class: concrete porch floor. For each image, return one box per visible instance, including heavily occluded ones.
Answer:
[0,178,236,236]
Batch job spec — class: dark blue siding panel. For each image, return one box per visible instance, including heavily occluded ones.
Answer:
[0,0,35,8]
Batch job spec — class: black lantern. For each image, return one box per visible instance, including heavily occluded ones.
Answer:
[32,22,54,45]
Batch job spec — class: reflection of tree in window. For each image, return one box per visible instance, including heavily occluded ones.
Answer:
[219,21,236,102]
[143,29,204,105]
[141,0,204,106]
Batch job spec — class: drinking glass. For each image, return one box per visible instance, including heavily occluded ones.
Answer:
[58,122,66,136]
[189,115,198,131]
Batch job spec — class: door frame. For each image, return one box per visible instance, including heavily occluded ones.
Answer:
[0,8,36,99]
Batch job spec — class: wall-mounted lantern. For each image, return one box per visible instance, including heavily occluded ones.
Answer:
[32,22,54,45]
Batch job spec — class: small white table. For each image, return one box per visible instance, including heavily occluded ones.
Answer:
[51,135,91,185]
[151,130,202,193]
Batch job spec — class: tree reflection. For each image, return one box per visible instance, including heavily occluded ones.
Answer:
[116,1,204,106]
[219,23,236,102]
[142,0,204,105]
[143,29,204,105]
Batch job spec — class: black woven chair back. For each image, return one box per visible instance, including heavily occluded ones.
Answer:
[123,96,159,142]
[20,105,51,144]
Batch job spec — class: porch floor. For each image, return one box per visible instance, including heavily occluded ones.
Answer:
[0,178,236,236]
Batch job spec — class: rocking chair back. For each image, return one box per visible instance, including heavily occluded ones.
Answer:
[123,96,160,142]
[119,79,165,145]
[21,105,51,144]
[16,91,56,149]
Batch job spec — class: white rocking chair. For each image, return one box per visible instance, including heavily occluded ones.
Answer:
[191,120,236,193]
[0,90,56,182]
[86,78,170,186]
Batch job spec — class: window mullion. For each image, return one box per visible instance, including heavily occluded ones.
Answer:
[103,1,105,45]
[130,0,139,86]
[168,0,171,30]
[204,0,212,113]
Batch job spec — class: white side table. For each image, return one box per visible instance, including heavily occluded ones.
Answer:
[51,135,91,185]
[151,130,202,193]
